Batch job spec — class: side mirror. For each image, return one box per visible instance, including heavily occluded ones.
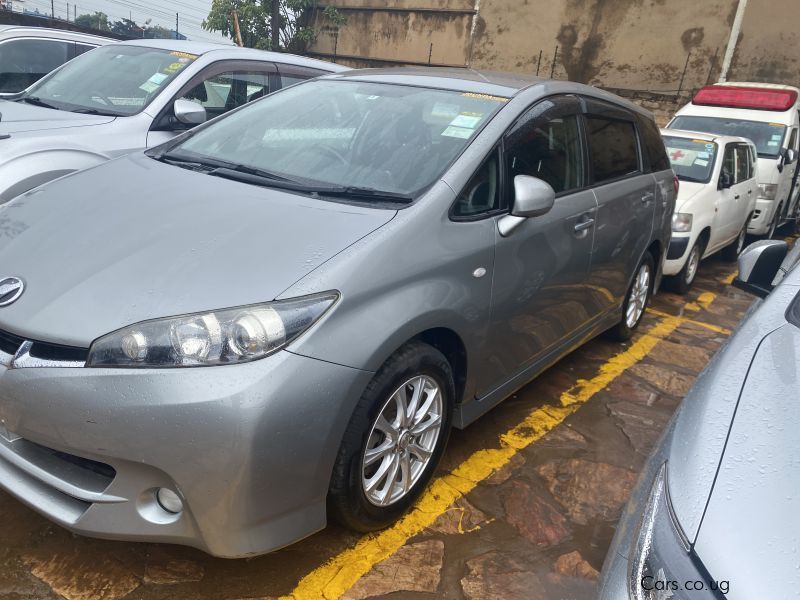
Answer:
[173,99,207,126]
[718,170,734,190]
[732,240,788,298]
[498,176,555,237]
[786,148,797,164]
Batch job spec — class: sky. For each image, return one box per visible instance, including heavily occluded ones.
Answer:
[14,0,232,43]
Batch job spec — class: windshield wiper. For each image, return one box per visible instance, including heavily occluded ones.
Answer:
[71,107,118,116]
[208,168,413,203]
[19,96,58,110]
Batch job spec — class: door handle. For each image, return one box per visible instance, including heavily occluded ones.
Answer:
[641,192,655,204]
[574,218,595,232]
[735,194,740,199]
[748,189,753,194]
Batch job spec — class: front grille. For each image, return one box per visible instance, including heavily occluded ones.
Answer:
[0,329,22,355]
[31,441,117,482]
[0,328,89,363]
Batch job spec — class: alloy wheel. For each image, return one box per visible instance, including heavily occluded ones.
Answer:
[625,263,651,329]
[361,375,443,507]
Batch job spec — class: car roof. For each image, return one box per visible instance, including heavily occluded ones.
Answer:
[320,67,651,114]
[111,39,348,72]
[0,25,113,43]
[661,127,756,146]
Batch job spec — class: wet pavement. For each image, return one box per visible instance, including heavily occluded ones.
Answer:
[0,254,757,600]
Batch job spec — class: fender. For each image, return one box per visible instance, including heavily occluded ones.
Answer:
[0,147,111,203]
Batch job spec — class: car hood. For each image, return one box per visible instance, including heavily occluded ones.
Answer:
[0,153,396,347]
[693,322,800,598]
[675,180,706,212]
[666,281,798,542]
[0,99,115,134]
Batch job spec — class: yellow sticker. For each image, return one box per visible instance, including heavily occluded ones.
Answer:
[769,122,784,127]
[462,92,509,103]
[169,51,197,60]
[163,61,184,73]
[692,139,709,143]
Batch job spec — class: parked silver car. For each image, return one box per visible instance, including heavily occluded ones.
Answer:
[0,25,113,98]
[599,240,800,599]
[0,69,674,557]
[0,38,346,201]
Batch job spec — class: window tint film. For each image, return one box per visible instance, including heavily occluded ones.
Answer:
[452,151,500,218]
[586,117,640,183]
[722,145,735,182]
[505,99,584,194]
[637,114,670,172]
[0,39,70,93]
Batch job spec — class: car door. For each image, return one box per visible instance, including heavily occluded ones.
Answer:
[479,95,598,396]
[146,60,277,147]
[582,100,654,313]
[711,144,737,251]
[732,143,756,237]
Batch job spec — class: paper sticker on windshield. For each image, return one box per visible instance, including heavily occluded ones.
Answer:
[694,158,709,167]
[442,125,474,139]
[170,51,197,60]
[768,141,780,146]
[450,114,483,129]
[698,151,710,159]
[772,134,783,141]
[462,92,509,103]
[139,72,169,93]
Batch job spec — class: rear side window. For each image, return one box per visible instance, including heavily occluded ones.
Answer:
[0,38,70,93]
[637,114,670,172]
[586,117,640,183]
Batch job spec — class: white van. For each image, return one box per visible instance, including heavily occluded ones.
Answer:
[668,83,800,238]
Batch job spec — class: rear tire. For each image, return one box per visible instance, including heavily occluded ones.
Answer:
[328,341,454,532]
[607,253,654,342]
[721,223,747,262]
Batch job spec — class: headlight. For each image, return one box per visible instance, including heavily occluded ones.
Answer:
[629,464,728,598]
[758,183,778,200]
[87,292,338,368]
[672,213,693,232]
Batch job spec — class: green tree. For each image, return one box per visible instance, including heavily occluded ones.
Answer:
[74,11,111,32]
[203,0,344,52]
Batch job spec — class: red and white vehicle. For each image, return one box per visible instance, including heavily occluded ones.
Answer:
[668,83,800,238]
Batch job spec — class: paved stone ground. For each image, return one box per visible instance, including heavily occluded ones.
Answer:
[0,253,757,600]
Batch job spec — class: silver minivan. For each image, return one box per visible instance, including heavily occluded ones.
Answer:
[0,69,675,557]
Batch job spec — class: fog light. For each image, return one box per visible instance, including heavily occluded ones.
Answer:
[156,487,183,514]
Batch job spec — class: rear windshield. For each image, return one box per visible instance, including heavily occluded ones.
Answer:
[670,115,786,158]
[662,135,717,183]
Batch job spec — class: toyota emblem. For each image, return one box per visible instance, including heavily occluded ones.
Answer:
[0,277,24,307]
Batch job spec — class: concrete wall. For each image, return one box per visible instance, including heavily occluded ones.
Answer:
[309,0,800,92]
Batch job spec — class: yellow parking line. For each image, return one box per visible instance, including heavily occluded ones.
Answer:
[646,308,732,335]
[282,308,709,600]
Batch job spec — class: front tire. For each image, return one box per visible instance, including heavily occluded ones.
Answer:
[607,253,654,341]
[328,341,454,532]
[668,239,702,294]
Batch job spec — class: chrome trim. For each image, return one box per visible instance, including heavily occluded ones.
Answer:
[10,341,86,369]
[0,276,24,307]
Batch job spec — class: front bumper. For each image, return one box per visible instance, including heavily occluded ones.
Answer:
[747,198,778,235]
[0,350,372,557]
[662,234,691,276]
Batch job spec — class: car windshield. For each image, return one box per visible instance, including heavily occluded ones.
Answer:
[662,135,717,183]
[20,45,197,116]
[169,79,508,198]
[670,115,786,158]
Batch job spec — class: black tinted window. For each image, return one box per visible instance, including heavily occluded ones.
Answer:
[0,39,70,93]
[74,43,96,57]
[505,99,584,194]
[452,151,501,218]
[637,114,670,172]
[586,117,640,183]
[735,145,750,182]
